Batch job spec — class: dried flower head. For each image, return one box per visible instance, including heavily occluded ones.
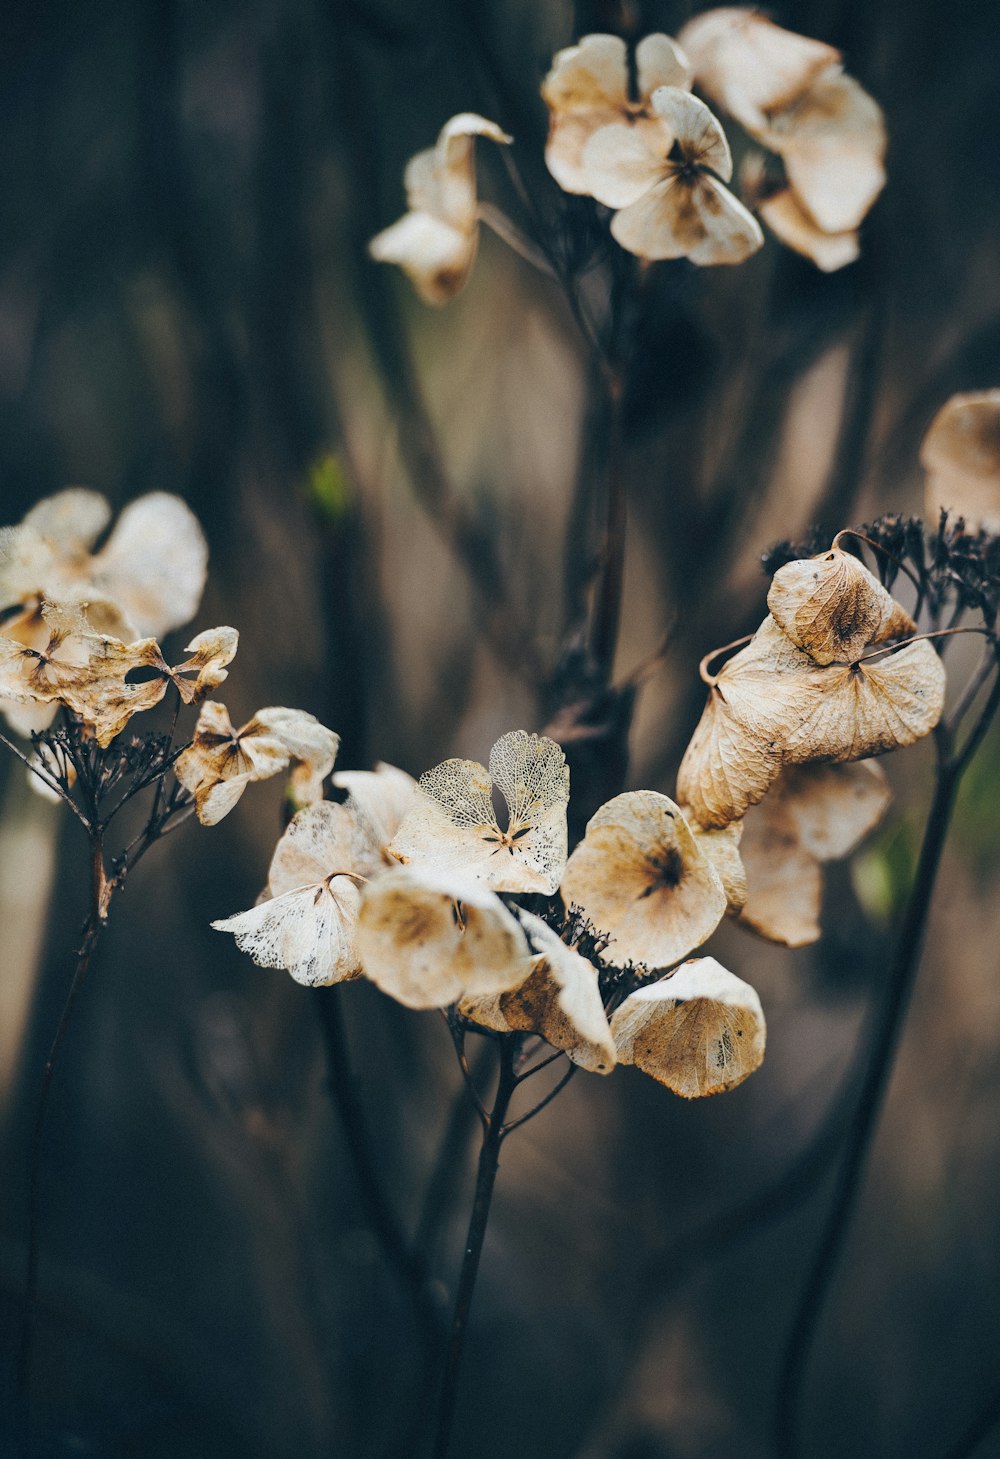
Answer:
[356,865,531,1010]
[369,113,512,305]
[579,86,763,264]
[388,730,569,896]
[541,32,691,195]
[610,956,765,1097]
[920,391,1000,534]
[560,790,730,969]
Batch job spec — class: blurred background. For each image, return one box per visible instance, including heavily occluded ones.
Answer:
[1,0,999,1455]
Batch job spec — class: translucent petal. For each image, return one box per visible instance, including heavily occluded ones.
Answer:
[23,489,111,554]
[636,33,692,99]
[650,87,732,179]
[611,171,762,265]
[580,122,669,209]
[253,706,339,806]
[213,879,362,987]
[767,547,915,664]
[269,801,378,896]
[356,866,530,1009]
[92,492,209,638]
[368,212,476,307]
[332,762,417,857]
[610,956,765,1097]
[759,187,859,272]
[560,790,728,969]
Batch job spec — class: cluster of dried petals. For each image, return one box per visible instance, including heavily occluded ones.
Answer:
[388,730,569,895]
[679,8,886,271]
[369,114,512,305]
[560,790,730,969]
[610,957,765,1097]
[738,761,890,946]
[920,390,1000,534]
[541,32,691,194]
[578,86,763,265]
[678,547,945,829]
[175,701,340,824]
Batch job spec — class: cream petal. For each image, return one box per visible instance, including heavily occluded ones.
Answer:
[213,879,362,987]
[650,86,732,179]
[560,790,728,969]
[690,818,748,912]
[610,956,765,1097]
[332,763,418,855]
[759,187,859,272]
[368,211,476,306]
[356,867,530,1009]
[920,391,1000,533]
[737,817,823,947]
[0,527,54,612]
[170,625,239,703]
[268,800,377,897]
[407,114,512,233]
[636,33,692,99]
[23,489,112,554]
[767,547,915,664]
[542,33,631,193]
[611,174,702,260]
[92,493,209,638]
[253,706,339,805]
[685,175,765,266]
[195,775,252,826]
[580,122,670,209]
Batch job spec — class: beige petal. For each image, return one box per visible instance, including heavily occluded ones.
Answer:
[0,527,54,613]
[920,390,1000,533]
[580,122,670,209]
[56,633,169,746]
[636,33,692,99]
[542,33,631,191]
[253,706,339,806]
[434,113,511,229]
[780,760,891,860]
[561,790,727,970]
[356,866,530,1009]
[767,547,916,664]
[369,211,476,307]
[461,911,616,1074]
[678,8,839,134]
[685,175,765,266]
[651,86,732,179]
[23,489,112,555]
[758,187,860,272]
[764,69,886,234]
[690,818,747,912]
[611,956,765,1097]
[91,492,209,638]
[194,775,253,826]
[332,762,418,857]
[268,800,377,897]
[168,625,238,704]
[738,817,822,946]
[611,171,762,264]
[213,878,362,987]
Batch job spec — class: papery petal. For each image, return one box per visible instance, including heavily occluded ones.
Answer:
[369,211,477,306]
[685,175,765,266]
[561,790,728,969]
[0,528,56,612]
[580,122,670,209]
[213,879,362,987]
[758,187,859,272]
[767,547,915,664]
[92,492,209,638]
[920,391,1000,534]
[651,87,732,179]
[610,956,765,1096]
[23,489,112,555]
[169,626,238,704]
[542,33,630,193]
[356,866,530,1009]
[268,800,378,896]
[332,762,418,855]
[434,113,512,230]
[54,633,169,746]
[253,706,339,806]
[690,818,748,912]
[195,775,252,826]
[636,33,692,100]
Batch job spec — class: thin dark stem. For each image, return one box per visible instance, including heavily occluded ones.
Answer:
[502,1062,576,1136]
[590,372,627,676]
[445,1015,489,1130]
[415,1039,496,1255]
[313,989,442,1349]
[773,714,991,1458]
[0,730,91,830]
[433,1037,519,1459]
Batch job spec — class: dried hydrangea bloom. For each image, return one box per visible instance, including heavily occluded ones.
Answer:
[610,956,765,1097]
[212,801,370,987]
[920,390,1000,533]
[541,32,691,195]
[460,911,616,1074]
[560,790,729,970]
[0,488,207,641]
[767,545,915,665]
[757,186,860,273]
[388,730,569,896]
[580,87,763,264]
[369,113,512,306]
[356,866,530,1010]
[175,701,339,825]
[737,760,890,946]
[331,763,417,856]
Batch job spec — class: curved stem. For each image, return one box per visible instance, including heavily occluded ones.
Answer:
[774,742,961,1459]
[433,1037,518,1459]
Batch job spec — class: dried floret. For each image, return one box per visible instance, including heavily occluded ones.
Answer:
[767,545,915,664]
[356,866,531,1010]
[920,391,1000,534]
[332,762,418,858]
[388,730,569,895]
[757,187,859,272]
[610,956,765,1097]
[461,911,616,1073]
[738,761,890,946]
[560,790,729,969]
[580,87,763,265]
[369,114,511,305]
[541,32,691,195]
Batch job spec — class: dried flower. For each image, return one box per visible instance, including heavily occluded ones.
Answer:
[579,86,763,264]
[920,391,1000,534]
[388,730,569,896]
[610,956,766,1097]
[767,545,915,664]
[369,113,512,305]
[541,32,691,195]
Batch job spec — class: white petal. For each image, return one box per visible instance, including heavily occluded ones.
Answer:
[213,880,362,987]
[23,489,111,554]
[580,122,669,208]
[269,800,378,896]
[332,762,418,854]
[650,87,732,179]
[92,493,209,637]
[636,33,692,99]
[686,175,765,265]
[368,211,476,306]
[759,187,859,271]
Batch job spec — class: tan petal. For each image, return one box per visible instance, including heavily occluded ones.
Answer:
[0,527,54,613]
[23,489,112,555]
[356,866,530,1009]
[767,547,916,664]
[91,492,209,638]
[764,69,886,234]
[580,122,670,209]
[561,790,727,969]
[758,187,859,272]
[461,911,616,1074]
[738,816,823,947]
[685,175,765,266]
[268,800,377,896]
[920,390,1000,533]
[369,211,476,307]
[542,33,630,191]
[611,171,762,264]
[213,878,362,987]
[194,776,252,826]
[636,33,692,99]
[780,760,891,860]
[678,8,840,133]
[168,626,238,704]
[253,706,339,806]
[332,762,418,857]
[611,957,765,1097]
[690,818,747,912]
[434,113,512,228]
[651,86,732,179]
[57,633,168,746]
